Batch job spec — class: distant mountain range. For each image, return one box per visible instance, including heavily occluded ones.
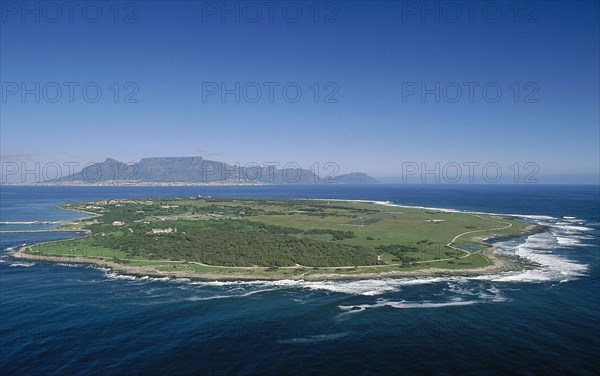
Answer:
[49,157,379,185]
[333,172,379,184]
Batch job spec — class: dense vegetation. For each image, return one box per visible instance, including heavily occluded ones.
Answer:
[89,219,376,267]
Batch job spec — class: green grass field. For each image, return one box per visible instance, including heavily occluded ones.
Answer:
[25,197,536,276]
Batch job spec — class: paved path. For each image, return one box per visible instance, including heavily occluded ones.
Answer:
[444,215,513,260]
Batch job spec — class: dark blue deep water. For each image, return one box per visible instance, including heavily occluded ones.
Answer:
[1,185,599,375]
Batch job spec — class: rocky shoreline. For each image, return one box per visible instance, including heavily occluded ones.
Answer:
[11,247,524,281]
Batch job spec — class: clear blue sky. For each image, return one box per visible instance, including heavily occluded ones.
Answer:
[1,1,598,183]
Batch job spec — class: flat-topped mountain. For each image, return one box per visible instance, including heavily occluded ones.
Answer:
[50,157,379,184]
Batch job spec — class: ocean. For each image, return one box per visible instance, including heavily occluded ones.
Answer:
[1,184,598,375]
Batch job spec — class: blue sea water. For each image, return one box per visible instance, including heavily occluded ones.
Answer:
[1,184,598,375]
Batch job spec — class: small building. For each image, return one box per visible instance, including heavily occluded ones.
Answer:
[112,221,125,226]
[151,227,177,234]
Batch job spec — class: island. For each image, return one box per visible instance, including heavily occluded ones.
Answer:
[13,198,543,280]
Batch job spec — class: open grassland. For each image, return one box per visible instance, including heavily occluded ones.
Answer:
[23,197,539,278]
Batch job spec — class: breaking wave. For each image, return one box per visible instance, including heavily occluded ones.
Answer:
[9,262,36,268]
[474,214,593,283]
[276,332,350,344]
[339,298,481,312]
